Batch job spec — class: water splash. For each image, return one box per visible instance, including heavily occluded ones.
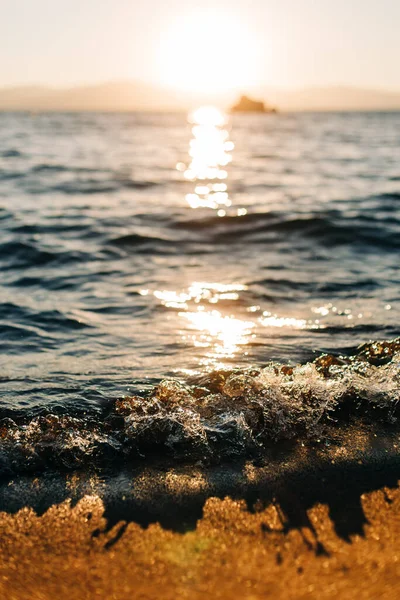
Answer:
[0,339,399,475]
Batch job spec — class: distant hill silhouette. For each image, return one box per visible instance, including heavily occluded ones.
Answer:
[264,85,400,112]
[0,81,399,112]
[0,81,185,112]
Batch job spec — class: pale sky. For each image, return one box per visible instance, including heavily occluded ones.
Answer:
[1,0,400,91]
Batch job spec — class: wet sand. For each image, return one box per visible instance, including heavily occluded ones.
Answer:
[0,424,399,599]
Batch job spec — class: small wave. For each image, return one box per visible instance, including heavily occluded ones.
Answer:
[20,177,160,196]
[0,241,56,268]
[31,164,73,174]
[174,212,399,250]
[119,179,160,190]
[20,163,161,193]
[0,149,23,158]
[0,208,12,221]
[10,221,98,238]
[108,232,177,252]
[0,303,90,351]
[249,277,383,297]
[109,232,169,246]
[0,339,399,475]
[378,192,400,200]
[0,322,52,344]
[31,163,104,174]
[0,240,93,270]
[316,278,382,294]
[0,170,24,181]
[174,211,277,231]
[51,181,118,195]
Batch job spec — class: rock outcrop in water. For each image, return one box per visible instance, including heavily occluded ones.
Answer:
[231,95,277,113]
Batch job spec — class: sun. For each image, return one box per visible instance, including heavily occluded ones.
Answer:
[158,10,259,94]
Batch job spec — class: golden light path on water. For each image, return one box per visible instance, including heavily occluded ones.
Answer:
[143,106,328,370]
[140,282,322,370]
[141,283,255,367]
[177,106,244,217]
[146,106,365,371]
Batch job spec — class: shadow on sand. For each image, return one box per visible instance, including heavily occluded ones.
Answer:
[0,423,398,554]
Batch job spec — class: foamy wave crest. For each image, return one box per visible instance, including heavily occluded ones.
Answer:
[0,339,399,475]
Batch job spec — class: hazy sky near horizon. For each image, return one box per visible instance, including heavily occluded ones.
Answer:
[1,0,400,91]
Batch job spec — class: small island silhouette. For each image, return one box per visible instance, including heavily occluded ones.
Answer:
[231,94,277,113]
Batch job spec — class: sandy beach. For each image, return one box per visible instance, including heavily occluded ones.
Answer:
[0,479,399,599]
[0,423,399,599]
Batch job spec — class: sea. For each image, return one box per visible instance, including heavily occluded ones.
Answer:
[0,108,399,472]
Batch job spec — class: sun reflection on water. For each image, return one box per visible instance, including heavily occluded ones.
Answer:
[140,281,338,369]
[178,106,240,214]
[142,282,254,367]
[142,282,330,370]
[260,312,308,329]
[180,308,255,365]
[141,279,339,370]
[189,106,227,127]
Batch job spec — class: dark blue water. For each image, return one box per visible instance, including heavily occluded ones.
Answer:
[0,109,399,471]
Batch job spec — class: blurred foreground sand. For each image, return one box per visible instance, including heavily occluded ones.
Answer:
[0,484,399,599]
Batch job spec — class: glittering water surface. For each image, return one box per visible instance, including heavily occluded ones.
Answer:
[0,109,399,418]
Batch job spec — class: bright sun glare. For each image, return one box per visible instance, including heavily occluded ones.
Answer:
[159,10,259,93]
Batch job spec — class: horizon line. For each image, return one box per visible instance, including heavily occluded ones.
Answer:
[1,80,400,94]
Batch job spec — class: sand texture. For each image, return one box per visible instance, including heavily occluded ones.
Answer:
[0,484,399,599]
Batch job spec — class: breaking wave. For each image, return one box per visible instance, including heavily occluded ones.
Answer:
[0,339,399,476]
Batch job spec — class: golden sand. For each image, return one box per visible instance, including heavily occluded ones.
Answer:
[0,484,399,599]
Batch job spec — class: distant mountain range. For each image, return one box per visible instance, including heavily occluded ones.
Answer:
[264,86,400,111]
[0,81,400,112]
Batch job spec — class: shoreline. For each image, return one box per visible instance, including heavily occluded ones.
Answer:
[0,432,399,598]
[0,422,399,534]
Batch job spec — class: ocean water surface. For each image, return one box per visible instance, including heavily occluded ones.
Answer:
[0,108,399,471]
